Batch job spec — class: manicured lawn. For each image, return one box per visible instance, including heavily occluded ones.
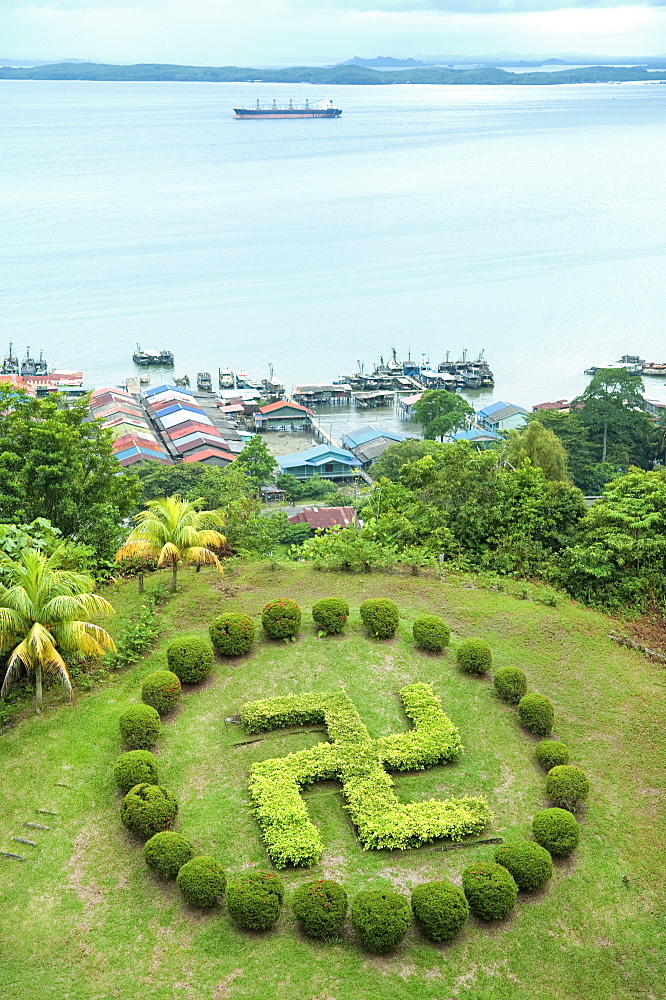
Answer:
[1,563,664,1000]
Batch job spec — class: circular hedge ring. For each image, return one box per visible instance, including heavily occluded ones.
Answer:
[411,879,469,942]
[210,613,256,656]
[546,765,590,812]
[120,783,178,840]
[226,871,285,930]
[457,638,492,675]
[262,600,301,640]
[292,879,348,939]
[113,749,159,795]
[119,704,161,750]
[177,856,227,908]
[532,808,580,856]
[141,670,182,715]
[535,740,570,771]
[351,889,411,952]
[518,693,554,736]
[493,667,528,704]
[166,636,214,684]
[494,842,554,892]
[412,614,450,653]
[143,831,194,879]
[462,862,518,920]
[311,599,350,636]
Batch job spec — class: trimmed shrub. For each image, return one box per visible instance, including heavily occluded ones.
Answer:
[493,667,528,704]
[143,831,194,879]
[262,599,301,640]
[177,856,226,907]
[292,879,348,940]
[226,871,285,930]
[532,808,580,856]
[351,889,411,953]
[546,765,590,812]
[311,598,350,635]
[209,613,256,656]
[113,749,159,795]
[412,614,450,653]
[411,880,468,942]
[120,783,178,840]
[457,638,492,675]
[518,693,555,736]
[535,740,570,771]
[141,670,181,715]
[359,599,399,639]
[494,842,554,892]
[462,862,518,920]
[119,704,161,749]
[166,636,214,684]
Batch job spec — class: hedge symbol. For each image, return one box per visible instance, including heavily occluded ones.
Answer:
[241,683,491,867]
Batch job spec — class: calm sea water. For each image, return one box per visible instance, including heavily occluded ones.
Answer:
[1,80,665,428]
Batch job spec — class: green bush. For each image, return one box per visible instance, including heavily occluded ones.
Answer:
[166,636,214,683]
[209,613,256,656]
[351,889,411,953]
[412,614,450,653]
[359,599,399,639]
[120,783,178,840]
[143,831,195,878]
[546,765,590,812]
[456,638,492,675]
[292,879,348,939]
[311,598,350,635]
[113,749,159,795]
[518,693,555,735]
[261,599,301,640]
[493,667,528,704]
[462,862,518,920]
[226,871,285,930]
[535,740,570,770]
[411,880,468,941]
[532,808,580,856]
[119,704,161,749]
[177,856,227,907]
[494,842,554,891]
[141,670,181,715]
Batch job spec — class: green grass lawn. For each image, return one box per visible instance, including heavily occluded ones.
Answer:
[1,563,664,1000]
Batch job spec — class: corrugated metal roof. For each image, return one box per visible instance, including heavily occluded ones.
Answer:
[342,424,404,448]
[144,384,193,398]
[276,444,360,470]
[159,409,213,430]
[182,447,236,464]
[168,420,222,440]
[288,507,357,529]
[259,399,313,415]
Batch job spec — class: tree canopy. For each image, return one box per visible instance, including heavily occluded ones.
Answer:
[412,390,474,441]
[503,421,569,481]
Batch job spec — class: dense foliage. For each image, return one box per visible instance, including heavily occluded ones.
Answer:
[119,783,178,839]
[141,669,181,715]
[118,704,161,749]
[461,862,518,920]
[209,613,256,655]
[359,598,399,638]
[113,749,159,795]
[350,889,411,953]
[457,638,492,675]
[292,879,348,939]
[412,389,474,441]
[411,880,469,941]
[532,807,580,856]
[311,598,350,635]
[494,841,554,891]
[546,765,590,812]
[176,856,226,907]
[261,599,301,639]
[493,666,528,703]
[412,614,450,652]
[142,831,194,878]
[535,740,570,770]
[166,635,214,683]
[226,872,285,930]
[518,693,555,735]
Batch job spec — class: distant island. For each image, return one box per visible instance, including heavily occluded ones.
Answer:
[1,61,665,86]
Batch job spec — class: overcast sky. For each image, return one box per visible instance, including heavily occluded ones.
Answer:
[1,0,665,64]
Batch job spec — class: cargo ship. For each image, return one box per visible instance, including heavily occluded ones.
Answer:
[233,98,341,119]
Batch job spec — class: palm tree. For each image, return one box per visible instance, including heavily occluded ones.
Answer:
[115,496,226,590]
[0,548,116,713]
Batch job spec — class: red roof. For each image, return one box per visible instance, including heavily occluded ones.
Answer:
[168,421,224,441]
[182,447,236,464]
[258,399,313,415]
[288,506,357,530]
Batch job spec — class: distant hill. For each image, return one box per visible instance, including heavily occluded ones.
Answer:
[342,56,427,68]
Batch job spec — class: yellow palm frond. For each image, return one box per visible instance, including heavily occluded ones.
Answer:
[182,547,223,572]
[156,541,181,568]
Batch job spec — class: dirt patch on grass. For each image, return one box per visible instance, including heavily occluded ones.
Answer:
[66,822,118,934]
[212,969,243,998]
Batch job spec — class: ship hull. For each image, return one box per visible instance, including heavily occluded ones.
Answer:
[234,109,341,119]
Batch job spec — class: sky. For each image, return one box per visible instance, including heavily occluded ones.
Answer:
[1,0,665,65]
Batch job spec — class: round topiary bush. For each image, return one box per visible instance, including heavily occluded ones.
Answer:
[412,614,450,653]
[119,704,161,749]
[113,749,159,795]
[359,599,400,640]
[494,842,554,892]
[261,600,301,640]
[143,831,195,879]
[177,856,227,907]
[166,636,214,684]
[532,808,580,856]
[461,862,518,920]
[546,765,590,812]
[493,667,528,704]
[209,613,256,656]
[292,879,348,939]
[518,693,555,736]
[120,783,178,840]
[351,889,411,953]
[411,880,469,942]
[226,872,285,930]
[456,638,492,675]
[311,599,350,636]
[535,740,570,771]
[141,670,181,716]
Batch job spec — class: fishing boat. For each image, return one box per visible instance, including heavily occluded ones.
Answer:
[174,374,190,388]
[218,367,235,390]
[197,372,213,391]
[641,362,666,377]
[132,345,175,367]
[1,342,19,375]
[20,347,48,377]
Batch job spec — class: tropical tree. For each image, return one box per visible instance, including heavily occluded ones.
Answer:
[0,548,115,713]
[574,368,653,466]
[412,390,474,441]
[234,435,277,487]
[503,421,569,481]
[115,496,226,589]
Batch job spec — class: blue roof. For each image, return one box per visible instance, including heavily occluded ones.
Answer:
[342,425,404,449]
[276,444,360,470]
[477,400,511,418]
[144,384,192,398]
[450,428,503,442]
[153,402,204,418]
